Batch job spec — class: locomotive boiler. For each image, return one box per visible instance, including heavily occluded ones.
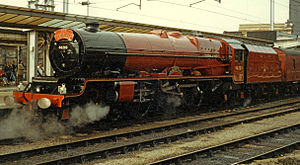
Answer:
[50,23,227,77]
[13,23,300,120]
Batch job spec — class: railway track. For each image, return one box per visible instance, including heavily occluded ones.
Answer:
[150,124,300,165]
[1,98,300,164]
[0,137,26,145]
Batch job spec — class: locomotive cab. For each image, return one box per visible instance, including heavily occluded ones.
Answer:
[222,38,245,83]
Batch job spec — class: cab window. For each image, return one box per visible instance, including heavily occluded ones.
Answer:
[234,50,243,62]
[227,46,232,59]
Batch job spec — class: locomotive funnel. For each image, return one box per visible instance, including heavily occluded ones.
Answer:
[85,22,100,32]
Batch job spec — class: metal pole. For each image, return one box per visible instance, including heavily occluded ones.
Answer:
[51,0,54,11]
[63,0,69,13]
[140,0,141,10]
[35,0,39,9]
[66,0,69,13]
[27,31,38,82]
[270,0,274,31]
[273,0,275,29]
[87,4,89,16]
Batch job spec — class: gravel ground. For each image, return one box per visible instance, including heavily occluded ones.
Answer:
[90,111,300,165]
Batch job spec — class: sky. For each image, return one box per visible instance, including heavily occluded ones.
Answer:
[0,0,290,33]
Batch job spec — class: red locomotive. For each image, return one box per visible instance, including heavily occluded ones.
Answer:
[13,23,300,120]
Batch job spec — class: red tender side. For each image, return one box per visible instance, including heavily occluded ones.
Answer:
[245,45,282,83]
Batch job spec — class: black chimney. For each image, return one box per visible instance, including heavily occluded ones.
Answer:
[85,22,100,32]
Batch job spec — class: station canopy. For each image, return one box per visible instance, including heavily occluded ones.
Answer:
[0,4,272,45]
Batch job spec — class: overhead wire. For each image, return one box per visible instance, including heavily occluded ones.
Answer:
[56,0,292,31]
[75,0,271,28]
[91,0,131,4]
[188,0,270,22]
[17,0,290,31]
[48,0,290,22]
[146,0,266,24]
[52,0,225,31]
[87,0,292,25]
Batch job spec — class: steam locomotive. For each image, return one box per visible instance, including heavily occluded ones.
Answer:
[13,23,300,120]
